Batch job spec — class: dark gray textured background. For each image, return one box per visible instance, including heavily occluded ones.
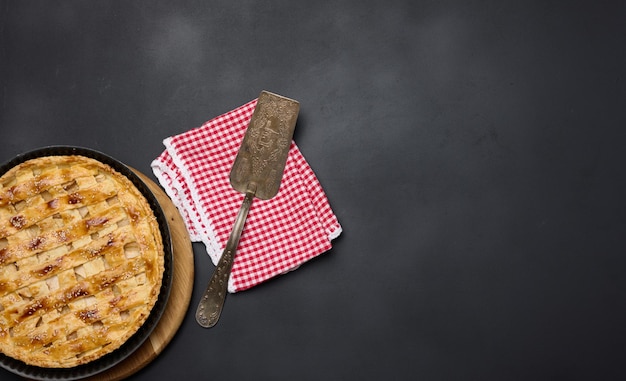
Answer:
[1,1,625,380]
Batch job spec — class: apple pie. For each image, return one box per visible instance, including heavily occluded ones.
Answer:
[0,155,165,368]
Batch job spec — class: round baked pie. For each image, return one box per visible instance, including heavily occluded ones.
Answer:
[0,155,165,368]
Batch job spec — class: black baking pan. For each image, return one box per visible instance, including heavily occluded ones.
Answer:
[0,146,173,380]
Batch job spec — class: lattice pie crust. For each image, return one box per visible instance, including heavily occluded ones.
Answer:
[0,155,164,368]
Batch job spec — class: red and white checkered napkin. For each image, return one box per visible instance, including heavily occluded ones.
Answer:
[151,99,342,293]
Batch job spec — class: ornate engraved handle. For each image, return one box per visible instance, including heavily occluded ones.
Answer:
[195,187,256,328]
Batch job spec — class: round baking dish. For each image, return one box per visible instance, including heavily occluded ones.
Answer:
[0,146,173,380]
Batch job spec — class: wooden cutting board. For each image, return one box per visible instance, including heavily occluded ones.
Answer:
[82,170,195,380]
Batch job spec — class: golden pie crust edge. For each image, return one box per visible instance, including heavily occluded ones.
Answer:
[0,155,165,368]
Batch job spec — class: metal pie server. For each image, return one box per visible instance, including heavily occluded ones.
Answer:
[195,91,300,328]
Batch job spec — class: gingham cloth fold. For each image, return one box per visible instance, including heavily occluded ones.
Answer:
[151,98,342,293]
